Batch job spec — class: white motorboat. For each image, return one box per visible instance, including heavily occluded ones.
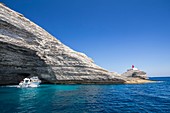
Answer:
[18,76,41,88]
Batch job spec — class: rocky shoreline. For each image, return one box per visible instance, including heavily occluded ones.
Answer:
[0,3,153,85]
[125,78,155,84]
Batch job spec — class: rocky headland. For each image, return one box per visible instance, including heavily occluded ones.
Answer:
[121,69,154,84]
[0,3,153,85]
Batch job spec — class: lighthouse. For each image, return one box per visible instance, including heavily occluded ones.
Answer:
[132,65,138,70]
[132,65,134,69]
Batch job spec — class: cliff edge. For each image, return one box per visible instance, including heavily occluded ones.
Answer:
[0,3,125,85]
[0,4,153,85]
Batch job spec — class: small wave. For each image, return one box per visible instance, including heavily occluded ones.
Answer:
[156,81,164,83]
[1,85,18,87]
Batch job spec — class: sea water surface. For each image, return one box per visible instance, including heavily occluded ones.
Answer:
[0,77,170,113]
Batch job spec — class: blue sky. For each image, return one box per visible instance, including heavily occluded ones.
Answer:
[1,0,170,76]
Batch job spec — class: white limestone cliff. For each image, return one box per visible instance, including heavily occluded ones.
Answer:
[0,3,125,85]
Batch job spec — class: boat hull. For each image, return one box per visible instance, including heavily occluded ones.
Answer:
[18,77,41,88]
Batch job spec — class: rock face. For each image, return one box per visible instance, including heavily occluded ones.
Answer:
[0,4,125,85]
[122,69,148,80]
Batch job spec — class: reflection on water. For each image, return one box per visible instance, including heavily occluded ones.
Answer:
[16,85,80,113]
[17,88,39,112]
[0,78,170,113]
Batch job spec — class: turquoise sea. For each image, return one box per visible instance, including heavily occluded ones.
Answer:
[0,77,170,113]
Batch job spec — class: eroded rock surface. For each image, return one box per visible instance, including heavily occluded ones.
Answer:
[122,69,148,80]
[0,4,125,85]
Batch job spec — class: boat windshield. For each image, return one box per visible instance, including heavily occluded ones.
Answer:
[25,80,29,83]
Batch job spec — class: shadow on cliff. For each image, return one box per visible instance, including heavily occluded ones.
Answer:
[0,41,56,85]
